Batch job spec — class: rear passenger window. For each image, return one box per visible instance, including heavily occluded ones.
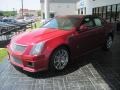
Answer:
[94,18,102,27]
[82,17,94,28]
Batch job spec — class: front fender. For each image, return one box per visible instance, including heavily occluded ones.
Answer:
[43,37,69,58]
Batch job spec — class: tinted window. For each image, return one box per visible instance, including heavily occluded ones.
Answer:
[82,17,94,28]
[93,18,102,27]
[3,19,8,22]
[42,17,80,30]
[43,19,58,28]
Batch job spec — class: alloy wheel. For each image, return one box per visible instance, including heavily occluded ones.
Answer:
[53,49,69,70]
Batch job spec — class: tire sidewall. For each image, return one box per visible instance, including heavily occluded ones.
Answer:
[104,35,113,50]
[49,47,69,71]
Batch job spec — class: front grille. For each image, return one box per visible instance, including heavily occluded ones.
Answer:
[10,55,22,65]
[10,43,26,53]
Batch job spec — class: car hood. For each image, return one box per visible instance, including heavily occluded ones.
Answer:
[12,28,70,45]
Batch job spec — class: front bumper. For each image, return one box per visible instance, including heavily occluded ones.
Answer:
[7,47,48,73]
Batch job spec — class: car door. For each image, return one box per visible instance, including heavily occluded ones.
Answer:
[70,16,95,57]
[79,17,99,54]
[92,17,106,47]
[69,16,104,58]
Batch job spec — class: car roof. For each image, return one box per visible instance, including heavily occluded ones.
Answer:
[56,15,99,19]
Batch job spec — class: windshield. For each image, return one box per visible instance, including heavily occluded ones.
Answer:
[42,17,80,30]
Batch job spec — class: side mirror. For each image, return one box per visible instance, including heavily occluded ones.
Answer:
[79,24,89,32]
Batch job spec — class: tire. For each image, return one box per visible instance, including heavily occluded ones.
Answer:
[49,47,69,71]
[103,35,113,51]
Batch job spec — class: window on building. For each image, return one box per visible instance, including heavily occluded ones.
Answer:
[92,8,95,15]
[106,5,111,22]
[78,9,80,15]
[103,6,107,19]
[50,13,55,18]
[116,4,120,21]
[94,8,96,15]
[93,3,120,22]
[81,8,83,15]
[99,7,102,17]
[96,7,99,16]
[84,7,86,15]
[112,4,117,22]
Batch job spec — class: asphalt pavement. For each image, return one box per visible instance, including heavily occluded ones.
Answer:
[0,32,120,90]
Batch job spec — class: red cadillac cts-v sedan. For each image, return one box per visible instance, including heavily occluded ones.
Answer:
[7,15,114,72]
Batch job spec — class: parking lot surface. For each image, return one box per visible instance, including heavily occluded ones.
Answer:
[0,33,120,90]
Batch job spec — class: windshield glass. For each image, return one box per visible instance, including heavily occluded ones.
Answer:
[42,17,80,30]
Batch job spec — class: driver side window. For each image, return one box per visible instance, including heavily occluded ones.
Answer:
[81,17,94,28]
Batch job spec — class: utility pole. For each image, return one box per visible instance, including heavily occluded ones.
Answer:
[44,0,49,19]
[21,0,23,17]
[13,8,15,17]
[40,0,41,16]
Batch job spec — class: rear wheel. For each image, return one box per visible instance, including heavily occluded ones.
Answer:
[103,35,113,50]
[49,47,69,71]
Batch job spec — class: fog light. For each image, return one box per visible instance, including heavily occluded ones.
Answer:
[27,62,35,67]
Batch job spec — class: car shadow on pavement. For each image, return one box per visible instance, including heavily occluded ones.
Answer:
[14,49,120,89]
[15,55,90,78]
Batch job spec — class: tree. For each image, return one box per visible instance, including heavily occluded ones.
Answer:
[0,11,3,16]
[0,11,17,17]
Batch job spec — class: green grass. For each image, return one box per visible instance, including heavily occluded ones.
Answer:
[0,48,8,62]
[32,21,43,29]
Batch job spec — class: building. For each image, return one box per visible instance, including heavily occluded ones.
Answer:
[77,0,120,22]
[40,0,79,19]
[19,9,38,17]
[41,0,120,30]
[76,0,120,30]
[77,0,120,15]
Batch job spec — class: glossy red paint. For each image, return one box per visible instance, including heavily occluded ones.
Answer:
[7,15,114,72]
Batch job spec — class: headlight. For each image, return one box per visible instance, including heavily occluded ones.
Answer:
[30,42,45,55]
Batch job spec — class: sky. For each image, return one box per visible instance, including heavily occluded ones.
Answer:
[0,0,41,11]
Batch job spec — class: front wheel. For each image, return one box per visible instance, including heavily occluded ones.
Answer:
[49,47,69,71]
[103,35,113,50]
